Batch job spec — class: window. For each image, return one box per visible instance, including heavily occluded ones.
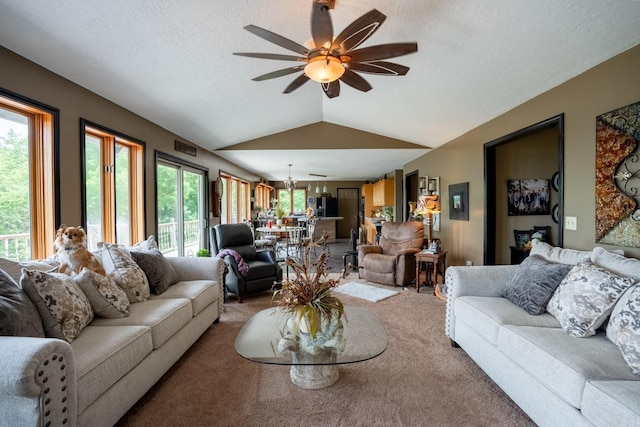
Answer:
[82,120,144,249]
[278,189,307,214]
[254,183,274,211]
[220,173,250,224]
[0,91,57,261]
[155,153,208,256]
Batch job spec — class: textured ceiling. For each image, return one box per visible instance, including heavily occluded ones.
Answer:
[1,0,639,180]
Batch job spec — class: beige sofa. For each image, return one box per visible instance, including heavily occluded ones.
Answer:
[0,256,224,427]
[445,241,640,426]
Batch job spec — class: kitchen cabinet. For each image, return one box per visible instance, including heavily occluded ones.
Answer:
[362,183,374,217]
[373,179,394,207]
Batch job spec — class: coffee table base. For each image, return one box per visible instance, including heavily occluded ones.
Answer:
[289,364,339,389]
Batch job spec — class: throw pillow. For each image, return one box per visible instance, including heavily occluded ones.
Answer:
[130,235,159,251]
[129,248,178,295]
[547,258,635,337]
[607,285,640,374]
[503,254,572,315]
[21,269,94,342]
[529,239,592,265]
[0,269,45,337]
[74,268,131,318]
[591,246,640,281]
[0,257,58,283]
[98,242,150,303]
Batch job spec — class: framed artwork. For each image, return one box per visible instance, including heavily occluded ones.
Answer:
[449,182,469,221]
[507,179,550,216]
[513,229,532,249]
[596,100,640,247]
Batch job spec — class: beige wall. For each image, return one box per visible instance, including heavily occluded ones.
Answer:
[0,46,259,238]
[405,44,640,266]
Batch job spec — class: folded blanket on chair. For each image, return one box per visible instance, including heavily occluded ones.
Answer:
[217,248,249,277]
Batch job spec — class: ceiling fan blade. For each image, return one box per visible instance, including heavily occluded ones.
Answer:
[283,74,311,93]
[311,0,333,50]
[347,43,418,62]
[348,61,410,76]
[331,9,386,52]
[233,52,306,62]
[244,25,309,56]
[252,65,305,81]
[339,69,372,92]
[322,80,340,98]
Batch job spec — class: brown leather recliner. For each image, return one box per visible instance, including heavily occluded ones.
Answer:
[357,221,424,287]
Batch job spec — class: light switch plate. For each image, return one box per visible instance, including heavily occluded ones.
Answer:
[565,216,577,231]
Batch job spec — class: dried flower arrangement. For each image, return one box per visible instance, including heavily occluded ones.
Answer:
[272,235,344,338]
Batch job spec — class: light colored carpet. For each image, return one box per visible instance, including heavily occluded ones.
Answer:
[334,281,399,302]
[116,275,535,427]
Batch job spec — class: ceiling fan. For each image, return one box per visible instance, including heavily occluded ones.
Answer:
[233,0,418,98]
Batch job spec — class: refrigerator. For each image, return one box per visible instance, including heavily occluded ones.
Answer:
[316,197,338,217]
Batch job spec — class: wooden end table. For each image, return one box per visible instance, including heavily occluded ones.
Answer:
[415,251,447,294]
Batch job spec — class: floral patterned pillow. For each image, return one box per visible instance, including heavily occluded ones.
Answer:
[98,242,150,303]
[74,268,131,318]
[607,285,640,374]
[20,269,94,342]
[547,258,635,337]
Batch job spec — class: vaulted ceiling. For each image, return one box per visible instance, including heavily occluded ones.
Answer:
[1,0,639,180]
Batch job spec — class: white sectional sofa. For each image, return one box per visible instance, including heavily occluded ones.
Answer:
[445,240,640,427]
[0,254,224,427]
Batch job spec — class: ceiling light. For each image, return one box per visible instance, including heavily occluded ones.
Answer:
[283,164,297,192]
[304,56,345,83]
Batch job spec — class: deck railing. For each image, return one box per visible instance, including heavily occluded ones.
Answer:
[0,233,31,261]
[0,220,202,261]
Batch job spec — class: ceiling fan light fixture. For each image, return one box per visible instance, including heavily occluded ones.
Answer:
[304,55,345,83]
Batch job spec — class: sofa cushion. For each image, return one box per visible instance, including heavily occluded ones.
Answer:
[591,246,640,281]
[0,269,45,337]
[497,325,637,409]
[547,259,635,337]
[21,269,94,342]
[455,296,560,345]
[71,325,152,414]
[582,380,640,426]
[129,248,179,295]
[90,298,192,348]
[151,279,219,317]
[98,242,150,303]
[74,268,131,318]
[503,254,572,315]
[529,239,592,265]
[607,285,640,374]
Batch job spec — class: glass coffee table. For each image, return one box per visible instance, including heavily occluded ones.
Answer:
[235,306,387,389]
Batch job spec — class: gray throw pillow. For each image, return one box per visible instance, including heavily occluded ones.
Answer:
[129,249,179,295]
[0,269,45,337]
[74,268,131,318]
[503,254,572,315]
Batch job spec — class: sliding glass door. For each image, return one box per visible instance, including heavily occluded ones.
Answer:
[156,158,207,256]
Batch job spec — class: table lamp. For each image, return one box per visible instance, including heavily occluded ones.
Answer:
[415,194,441,246]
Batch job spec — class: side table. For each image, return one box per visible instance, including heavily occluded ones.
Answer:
[415,251,447,294]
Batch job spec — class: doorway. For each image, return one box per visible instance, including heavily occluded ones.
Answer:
[337,188,359,238]
[484,114,565,265]
[405,171,419,221]
[156,153,209,256]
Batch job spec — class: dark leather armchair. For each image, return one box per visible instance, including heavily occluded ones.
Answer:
[357,221,424,287]
[210,224,282,303]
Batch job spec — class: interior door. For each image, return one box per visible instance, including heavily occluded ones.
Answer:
[337,188,359,238]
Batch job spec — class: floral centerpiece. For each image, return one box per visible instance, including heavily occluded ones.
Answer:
[273,235,344,339]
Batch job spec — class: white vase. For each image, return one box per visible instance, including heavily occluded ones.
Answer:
[276,219,283,226]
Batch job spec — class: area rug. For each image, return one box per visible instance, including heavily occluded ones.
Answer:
[333,282,399,302]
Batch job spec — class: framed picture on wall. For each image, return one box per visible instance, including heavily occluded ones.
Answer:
[449,182,469,221]
[507,179,550,216]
